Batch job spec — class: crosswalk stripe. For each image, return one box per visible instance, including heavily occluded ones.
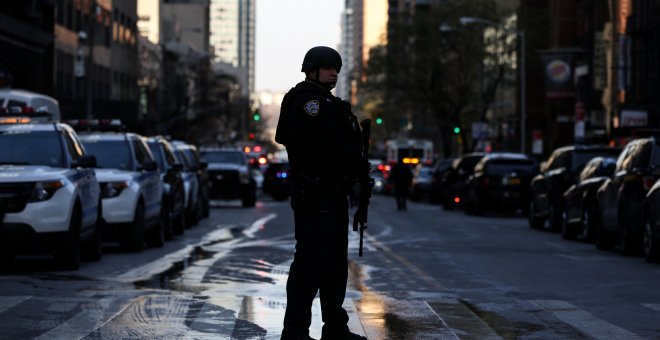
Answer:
[532,300,643,340]
[0,295,31,314]
[33,298,116,340]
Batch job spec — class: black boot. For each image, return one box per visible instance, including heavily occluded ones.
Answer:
[321,331,367,340]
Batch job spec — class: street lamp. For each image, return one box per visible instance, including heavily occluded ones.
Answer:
[460,16,526,154]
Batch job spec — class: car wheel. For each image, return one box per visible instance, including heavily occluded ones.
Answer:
[55,205,81,270]
[619,225,637,256]
[528,200,544,229]
[82,203,103,261]
[173,210,185,235]
[643,213,660,263]
[122,202,145,252]
[242,192,256,207]
[146,209,166,248]
[561,206,576,240]
[548,202,562,232]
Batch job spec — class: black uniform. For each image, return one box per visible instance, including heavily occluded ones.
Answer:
[276,80,366,340]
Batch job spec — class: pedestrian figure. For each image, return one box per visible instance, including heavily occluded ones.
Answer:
[275,46,369,340]
[390,160,413,211]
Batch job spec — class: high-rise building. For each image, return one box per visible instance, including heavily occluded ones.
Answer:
[338,0,388,102]
[161,0,210,54]
[209,0,255,96]
[137,0,161,44]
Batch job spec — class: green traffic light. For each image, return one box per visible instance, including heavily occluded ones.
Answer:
[376,117,383,125]
[253,114,260,121]
[453,126,461,134]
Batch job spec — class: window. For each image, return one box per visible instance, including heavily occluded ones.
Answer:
[131,138,151,165]
[63,132,82,162]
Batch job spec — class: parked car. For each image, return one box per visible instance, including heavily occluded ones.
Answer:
[463,153,537,215]
[440,153,485,210]
[529,145,620,230]
[263,161,291,201]
[561,157,617,241]
[596,137,660,255]
[643,176,660,262]
[146,136,186,237]
[171,141,209,223]
[410,165,434,202]
[200,147,257,207]
[79,132,163,252]
[0,118,100,269]
[429,158,454,204]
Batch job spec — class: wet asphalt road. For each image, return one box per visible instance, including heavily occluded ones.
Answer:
[1,194,660,339]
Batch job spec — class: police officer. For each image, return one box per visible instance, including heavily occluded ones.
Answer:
[276,46,369,340]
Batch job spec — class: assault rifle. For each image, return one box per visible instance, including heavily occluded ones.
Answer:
[353,119,374,257]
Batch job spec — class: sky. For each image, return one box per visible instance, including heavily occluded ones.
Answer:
[255,0,344,93]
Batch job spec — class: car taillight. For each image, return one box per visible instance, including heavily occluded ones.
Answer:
[643,176,655,191]
[454,197,461,203]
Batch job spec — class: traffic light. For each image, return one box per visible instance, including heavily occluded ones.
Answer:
[453,126,461,134]
[376,117,383,125]
[253,112,261,121]
[248,132,256,140]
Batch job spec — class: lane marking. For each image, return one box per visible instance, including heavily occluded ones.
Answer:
[365,233,446,291]
[531,300,643,340]
[0,295,31,314]
[244,214,277,238]
[423,301,461,340]
[643,304,660,312]
[33,298,115,340]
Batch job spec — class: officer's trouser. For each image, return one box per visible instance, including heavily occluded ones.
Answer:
[282,184,350,339]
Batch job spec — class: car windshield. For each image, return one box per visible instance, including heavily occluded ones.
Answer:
[147,142,165,171]
[181,149,198,166]
[459,156,483,173]
[201,151,244,165]
[487,159,536,175]
[82,140,132,170]
[572,150,620,172]
[0,130,64,167]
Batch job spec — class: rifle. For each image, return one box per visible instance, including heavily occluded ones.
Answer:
[353,119,374,257]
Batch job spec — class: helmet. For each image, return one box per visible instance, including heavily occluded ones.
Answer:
[301,46,342,73]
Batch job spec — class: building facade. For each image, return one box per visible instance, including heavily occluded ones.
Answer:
[209,0,255,96]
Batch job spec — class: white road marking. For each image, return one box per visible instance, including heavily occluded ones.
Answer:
[643,304,660,312]
[33,298,115,340]
[0,295,31,314]
[531,300,643,340]
[243,214,277,238]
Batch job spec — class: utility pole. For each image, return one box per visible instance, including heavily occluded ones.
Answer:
[86,0,97,122]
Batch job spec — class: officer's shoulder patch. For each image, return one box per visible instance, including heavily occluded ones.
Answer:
[303,100,320,116]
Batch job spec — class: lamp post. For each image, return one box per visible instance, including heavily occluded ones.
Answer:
[460,16,526,154]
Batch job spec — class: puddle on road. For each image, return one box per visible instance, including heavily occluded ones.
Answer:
[133,246,215,290]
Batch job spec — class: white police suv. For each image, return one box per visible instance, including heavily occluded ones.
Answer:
[0,115,101,270]
[79,132,163,252]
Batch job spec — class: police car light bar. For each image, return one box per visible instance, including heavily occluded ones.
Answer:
[63,119,125,131]
[0,106,54,123]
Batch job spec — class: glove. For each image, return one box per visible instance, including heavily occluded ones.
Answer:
[354,206,368,226]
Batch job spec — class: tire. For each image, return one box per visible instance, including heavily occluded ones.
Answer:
[81,226,102,261]
[643,213,660,263]
[173,210,185,235]
[55,204,81,270]
[619,225,637,256]
[548,202,562,232]
[242,193,256,207]
[146,208,166,248]
[578,203,595,242]
[122,202,145,252]
[561,206,576,240]
[595,203,615,251]
[528,200,544,229]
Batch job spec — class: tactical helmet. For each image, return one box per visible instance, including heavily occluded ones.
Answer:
[301,46,342,73]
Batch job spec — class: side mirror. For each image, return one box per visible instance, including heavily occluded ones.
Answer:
[140,160,159,172]
[73,154,97,168]
[171,163,183,172]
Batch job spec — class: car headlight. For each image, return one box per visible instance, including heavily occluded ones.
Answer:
[29,180,65,202]
[102,181,129,198]
[239,170,249,184]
